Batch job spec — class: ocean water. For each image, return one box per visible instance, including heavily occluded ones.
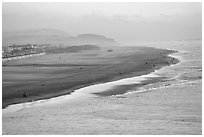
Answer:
[3,40,202,113]
[122,40,202,94]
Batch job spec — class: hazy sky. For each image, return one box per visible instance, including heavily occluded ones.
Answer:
[2,2,202,42]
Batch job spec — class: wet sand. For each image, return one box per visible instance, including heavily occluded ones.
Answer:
[2,43,201,135]
[2,42,202,135]
[2,46,178,108]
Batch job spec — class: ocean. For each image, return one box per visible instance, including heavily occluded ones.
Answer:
[121,40,202,95]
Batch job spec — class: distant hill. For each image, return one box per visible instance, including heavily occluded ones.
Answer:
[66,34,116,46]
[2,29,117,47]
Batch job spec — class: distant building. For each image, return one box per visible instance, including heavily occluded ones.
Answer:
[2,43,49,59]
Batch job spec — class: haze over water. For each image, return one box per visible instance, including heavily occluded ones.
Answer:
[3,2,202,42]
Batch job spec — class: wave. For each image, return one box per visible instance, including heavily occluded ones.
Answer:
[114,79,201,97]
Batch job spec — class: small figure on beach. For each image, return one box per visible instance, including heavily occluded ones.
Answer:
[42,82,45,87]
[107,49,113,52]
[22,92,27,98]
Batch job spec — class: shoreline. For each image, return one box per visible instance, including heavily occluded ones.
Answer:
[3,41,201,135]
[2,46,179,109]
[3,50,179,112]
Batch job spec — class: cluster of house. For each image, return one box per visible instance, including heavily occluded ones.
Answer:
[2,44,47,58]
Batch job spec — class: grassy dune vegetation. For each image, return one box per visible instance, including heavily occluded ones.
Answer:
[2,45,178,108]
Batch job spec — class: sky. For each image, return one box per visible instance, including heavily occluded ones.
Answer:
[2,2,202,42]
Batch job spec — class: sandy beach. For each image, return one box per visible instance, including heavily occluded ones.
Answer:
[2,46,177,108]
[2,41,202,135]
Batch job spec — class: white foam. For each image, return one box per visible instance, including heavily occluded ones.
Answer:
[122,79,201,96]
